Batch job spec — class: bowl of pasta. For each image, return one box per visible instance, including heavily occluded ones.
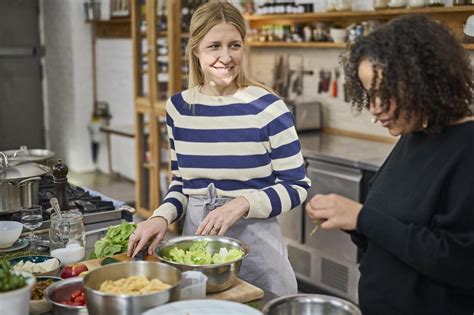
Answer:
[82,261,181,315]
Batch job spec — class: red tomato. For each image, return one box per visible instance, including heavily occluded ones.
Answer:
[71,290,82,299]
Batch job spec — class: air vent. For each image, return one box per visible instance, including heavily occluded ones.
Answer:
[287,244,311,277]
[321,257,349,293]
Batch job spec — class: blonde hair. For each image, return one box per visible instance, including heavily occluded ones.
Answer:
[186,1,272,93]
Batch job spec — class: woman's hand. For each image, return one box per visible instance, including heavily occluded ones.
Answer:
[305,194,363,231]
[196,196,249,236]
[127,216,168,257]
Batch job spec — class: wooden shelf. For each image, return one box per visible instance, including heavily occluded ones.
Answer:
[247,40,474,50]
[244,6,474,23]
[94,19,131,38]
[246,41,347,48]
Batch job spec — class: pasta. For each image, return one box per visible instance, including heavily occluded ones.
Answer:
[99,276,171,295]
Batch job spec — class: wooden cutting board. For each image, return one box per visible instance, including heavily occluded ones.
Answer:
[81,253,264,303]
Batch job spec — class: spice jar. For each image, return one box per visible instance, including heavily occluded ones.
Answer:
[49,210,85,265]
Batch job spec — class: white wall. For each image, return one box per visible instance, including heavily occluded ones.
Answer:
[42,0,95,173]
[41,1,135,178]
[95,39,135,180]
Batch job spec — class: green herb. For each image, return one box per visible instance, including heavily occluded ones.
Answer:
[166,241,245,265]
[0,261,27,292]
[91,221,136,259]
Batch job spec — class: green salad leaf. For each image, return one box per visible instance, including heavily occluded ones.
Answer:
[166,241,245,265]
[91,221,136,259]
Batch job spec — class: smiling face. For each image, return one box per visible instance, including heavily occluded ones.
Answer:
[358,59,417,136]
[194,22,244,95]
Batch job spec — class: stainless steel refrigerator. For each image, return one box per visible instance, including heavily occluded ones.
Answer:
[0,0,44,150]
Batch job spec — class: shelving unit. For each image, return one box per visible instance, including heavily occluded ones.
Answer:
[244,6,474,49]
[131,0,183,218]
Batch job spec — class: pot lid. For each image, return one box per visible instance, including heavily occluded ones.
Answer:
[3,146,55,163]
[0,162,51,182]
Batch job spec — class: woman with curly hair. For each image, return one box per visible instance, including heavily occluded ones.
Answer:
[306,15,474,314]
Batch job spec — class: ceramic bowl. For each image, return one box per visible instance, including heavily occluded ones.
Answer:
[30,276,62,315]
[0,221,23,248]
[9,255,61,277]
[329,28,347,43]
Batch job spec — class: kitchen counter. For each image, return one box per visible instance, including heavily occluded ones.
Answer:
[299,132,395,172]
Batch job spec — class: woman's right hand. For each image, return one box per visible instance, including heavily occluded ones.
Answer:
[127,216,168,257]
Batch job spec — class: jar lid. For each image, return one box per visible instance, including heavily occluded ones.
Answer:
[50,210,83,222]
[0,162,50,183]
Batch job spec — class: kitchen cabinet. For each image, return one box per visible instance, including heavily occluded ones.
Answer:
[244,6,474,50]
[131,0,183,218]
[279,133,394,303]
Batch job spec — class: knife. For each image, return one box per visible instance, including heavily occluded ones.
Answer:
[133,244,149,261]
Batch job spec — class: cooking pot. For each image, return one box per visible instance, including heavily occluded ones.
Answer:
[0,153,50,214]
[262,294,361,315]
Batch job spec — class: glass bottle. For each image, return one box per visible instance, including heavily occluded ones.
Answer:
[49,210,85,265]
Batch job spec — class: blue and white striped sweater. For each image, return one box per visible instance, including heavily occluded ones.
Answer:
[152,86,311,223]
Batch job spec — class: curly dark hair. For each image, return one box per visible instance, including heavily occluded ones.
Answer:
[341,15,473,134]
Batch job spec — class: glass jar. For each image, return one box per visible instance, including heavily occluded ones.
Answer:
[49,210,85,265]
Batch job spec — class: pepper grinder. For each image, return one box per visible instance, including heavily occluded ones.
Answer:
[52,159,70,210]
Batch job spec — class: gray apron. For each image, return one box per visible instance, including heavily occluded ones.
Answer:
[182,184,298,296]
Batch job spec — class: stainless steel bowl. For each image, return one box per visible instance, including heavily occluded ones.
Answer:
[83,261,181,315]
[44,277,87,315]
[262,294,361,315]
[155,235,248,293]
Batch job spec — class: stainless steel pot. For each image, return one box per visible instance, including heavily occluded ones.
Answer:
[83,261,182,315]
[155,235,248,293]
[262,294,362,315]
[0,154,50,214]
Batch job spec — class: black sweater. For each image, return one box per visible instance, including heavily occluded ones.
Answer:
[352,121,474,315]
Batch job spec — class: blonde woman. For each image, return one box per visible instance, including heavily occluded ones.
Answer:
[128,1,310,295]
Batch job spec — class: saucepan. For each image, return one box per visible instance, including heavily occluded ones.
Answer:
[0,153,50,214]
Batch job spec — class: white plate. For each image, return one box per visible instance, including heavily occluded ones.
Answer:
[142,299,262,315]
[0,238,28,253]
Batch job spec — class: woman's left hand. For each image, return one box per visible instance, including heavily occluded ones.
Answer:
[305,194,363,231]
[196,196,249,236]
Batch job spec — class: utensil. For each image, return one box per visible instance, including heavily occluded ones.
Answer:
[30,276,62,315]
[155,235,248,293]
[0,221,23,248]
[133,244,149,261]
[50,198,63,220]
[309,219,321,236]
[20,205,43,242]
[44,277,88,315]
[262,294,362,315]
[83,261,181,315]
[142,299,262,315]
[9,255,61,277]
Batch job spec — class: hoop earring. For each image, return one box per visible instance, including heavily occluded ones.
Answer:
[422,114,428,129]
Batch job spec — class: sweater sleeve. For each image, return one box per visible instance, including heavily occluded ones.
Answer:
[149,99,188,224]
[241,99,311,219]
[356,149,474,289]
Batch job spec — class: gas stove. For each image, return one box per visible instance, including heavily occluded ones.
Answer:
[2,176,134,232]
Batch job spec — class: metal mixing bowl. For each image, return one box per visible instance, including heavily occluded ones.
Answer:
[44,277,87,315]
[83,261,181,315]
[155,235,248,293]
[262,294,362,315]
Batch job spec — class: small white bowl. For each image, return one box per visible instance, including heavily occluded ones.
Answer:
[0,221,23,249]
[330,28,347,43]
[464,15,474,37]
